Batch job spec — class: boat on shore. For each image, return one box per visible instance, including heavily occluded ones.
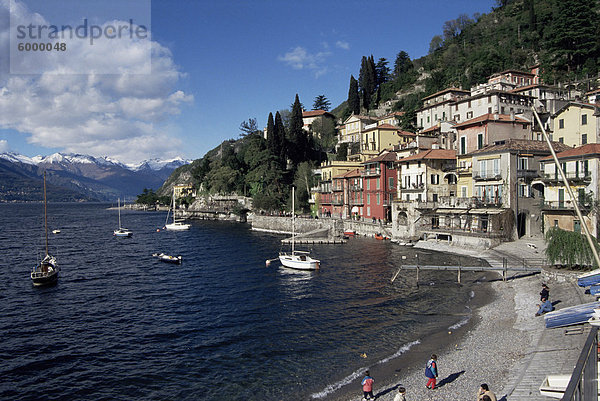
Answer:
[31,171,59,287]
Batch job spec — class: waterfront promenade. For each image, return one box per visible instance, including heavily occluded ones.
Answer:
[347,237,595,401]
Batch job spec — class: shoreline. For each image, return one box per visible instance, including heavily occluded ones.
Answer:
[323,237,548,401]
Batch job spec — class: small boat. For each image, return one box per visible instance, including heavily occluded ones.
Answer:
[577,268,600,287]
[278,187,320,271]
[31,171,59,286]
[374,233,388,240]
[52,229,61,234]
[153,253,182,264]
[343,230,356,237]
[590,285,600,295]
[544,301,600,328]
[165,188,190,231]
[539,374,573,399]
[113,198,133,237]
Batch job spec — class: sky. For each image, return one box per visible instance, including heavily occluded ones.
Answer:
[0,0,496,163]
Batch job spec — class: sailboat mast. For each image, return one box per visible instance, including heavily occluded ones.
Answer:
[118,198,122,229]
[172,190,176,224]
[291,186,295,254]
[43,171,49,257]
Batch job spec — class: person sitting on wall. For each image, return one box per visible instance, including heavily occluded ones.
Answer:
[535,297,554,316]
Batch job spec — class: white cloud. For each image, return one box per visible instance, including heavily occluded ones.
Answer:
[0,139,8,152]
[0,1,193,163]
[278,46,331,78]
[335,40,350,50]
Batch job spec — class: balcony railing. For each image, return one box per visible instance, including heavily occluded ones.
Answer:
[473,170,502,181]
[362,168,381,177]
[542,172,591,183]
[517,169,539,179]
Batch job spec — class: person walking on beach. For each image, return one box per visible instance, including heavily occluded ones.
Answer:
[540,284,550,301]
[393,386,406,401]
[477,383,497,401]
[425,354,438,389]
[361,370,375,400]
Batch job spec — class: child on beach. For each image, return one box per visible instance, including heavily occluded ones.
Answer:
[477,383,497,401]
[361,370,375,400]
[393,386,406,401]
[425,354,438,389]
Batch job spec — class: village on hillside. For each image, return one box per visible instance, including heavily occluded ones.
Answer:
[306,67,600,249]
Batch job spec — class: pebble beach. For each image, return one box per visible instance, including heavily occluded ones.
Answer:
[333,237,568,401]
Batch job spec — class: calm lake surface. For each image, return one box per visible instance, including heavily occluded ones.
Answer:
[0,203,485,400]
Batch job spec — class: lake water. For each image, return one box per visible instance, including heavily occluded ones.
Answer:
[0,203,484,400]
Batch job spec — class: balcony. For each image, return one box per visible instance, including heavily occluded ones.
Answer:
[441,162,457,172]
[517,169,539,179]
[401,183,424,192]
[541,200,593,211]
[473,169,502,181]
[362,168,381,177]
[542,172,591,184]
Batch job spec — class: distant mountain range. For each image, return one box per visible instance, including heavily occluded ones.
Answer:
[0,152,190,202]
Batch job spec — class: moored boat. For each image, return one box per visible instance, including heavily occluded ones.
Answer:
[165,189,190,231]
[113,198,133,237]
[153,253,182,264]
[31,171,59,286]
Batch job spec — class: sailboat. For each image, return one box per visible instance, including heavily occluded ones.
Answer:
[278,187,320,270]
[113,198,133,237]
[165,188,190,231]
[31,171,59,286]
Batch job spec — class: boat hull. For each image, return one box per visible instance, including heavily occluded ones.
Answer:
[279,253,320,270]
[114,229,133,237]
[165,223,190,231]
[31,257,59,286]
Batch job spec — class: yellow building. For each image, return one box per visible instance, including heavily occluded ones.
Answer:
[552,102,598,147]
[338,115,377,144]
[173,184,195,198]
[349,124,415,162]
[456,153,473,199]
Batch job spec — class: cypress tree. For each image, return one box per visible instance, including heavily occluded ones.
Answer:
[274,111,287,169]
[266,112,275,155]
[348,75,360,115]
[358,56,369,110]
[289,94,308,166]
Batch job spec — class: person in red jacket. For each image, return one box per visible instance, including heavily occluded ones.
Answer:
[425,354,438,389]
[361,370,375,400]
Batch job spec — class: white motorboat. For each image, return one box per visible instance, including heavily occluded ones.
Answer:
[113,198,133,237]
[153,253,182,264]
[278,187,320,271]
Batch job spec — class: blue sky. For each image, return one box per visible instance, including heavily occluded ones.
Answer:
[0,0,496,163]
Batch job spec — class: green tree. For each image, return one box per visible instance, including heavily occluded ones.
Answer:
[336,143,348,161]
[428,36,444,54]
[312,95,331,111]
[375,58,390,85]
[274,111,287,169]
[348,75,360,115]
[358,55,377,111]
[393,51,413,76]
[239,118,259,137]
[266,112,276,156]
[288,94,308,167]
[310,117,337,153]
[294,161,316,212]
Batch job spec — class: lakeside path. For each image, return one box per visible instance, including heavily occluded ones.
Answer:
[340,238,595,401]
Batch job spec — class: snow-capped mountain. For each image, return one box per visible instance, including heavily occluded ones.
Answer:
[0,152,190,202]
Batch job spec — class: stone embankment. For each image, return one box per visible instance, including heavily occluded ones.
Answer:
[251,215,394,239]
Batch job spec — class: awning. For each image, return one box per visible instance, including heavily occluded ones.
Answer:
[351,206,359,213]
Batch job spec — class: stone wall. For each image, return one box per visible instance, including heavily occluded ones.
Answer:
[251,215,393,238]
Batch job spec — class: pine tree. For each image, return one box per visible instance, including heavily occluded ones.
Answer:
[358,55,377,111]
[312,95,331,111]
[393,51,412,77]
[375,58,390,86]
[289,94,308,167]
[348,75,360,115]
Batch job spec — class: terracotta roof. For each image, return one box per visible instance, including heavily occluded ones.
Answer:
[363,152,398,164]
[585,88,600,96]
[454,113,530,129]
[509,83,553,93]
[340,168,362,178]
[378,111,405,119]
[303,110,335,118]
[541,144,600,161]
[470,139,571,156]
[399,149,456,162]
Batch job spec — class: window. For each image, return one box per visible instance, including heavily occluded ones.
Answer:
[477,133,483,149]
[488,96,491,103]
[376,179,380,190]
[582,134,587,145]
[554,219,558,227]
[367,194,370,205]
[388,177,394,190]
[468,100,472,107]
[501,106,505,114]
[461,186,467,197]
[431,174,439,185]
[367,206,371,216]
[376,193,380,205]
[559,137,564,143]
[518,157,528,170]
[582,114,588,125]
[460,137,467,154]
[432,193,438,202]
[427,116,430,123]
[559,119,564,129]
[366,179,370,190]
[467,111,473,119]
[488,107,492,114]
[442,112,446,120]
[435,114,438,121]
